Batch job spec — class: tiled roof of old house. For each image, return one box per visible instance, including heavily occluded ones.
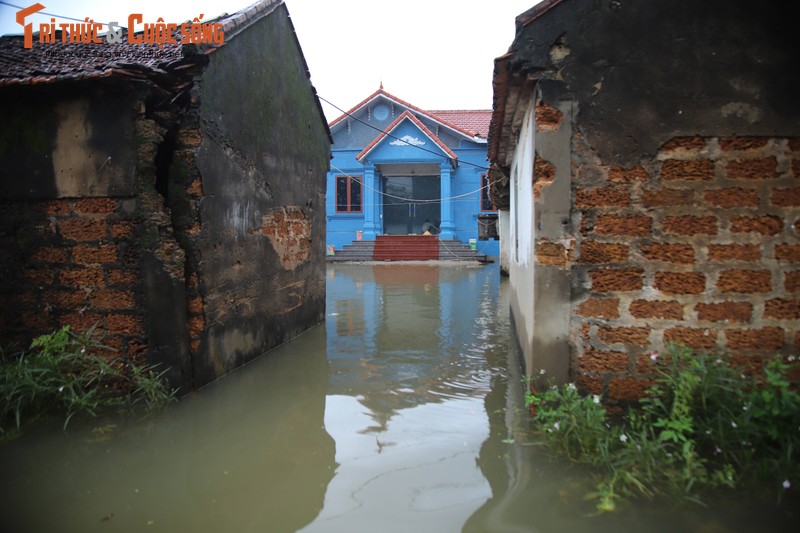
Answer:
[0,0,283,87]
[428,110,492,138]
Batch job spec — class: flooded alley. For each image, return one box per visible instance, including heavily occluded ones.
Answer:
[0,262,797,532]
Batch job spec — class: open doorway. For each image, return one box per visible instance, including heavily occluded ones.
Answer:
[382,175,440,235]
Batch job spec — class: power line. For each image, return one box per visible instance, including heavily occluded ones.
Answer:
[318,94,490,172]
[331,164,491,205]
[0,0,112,26]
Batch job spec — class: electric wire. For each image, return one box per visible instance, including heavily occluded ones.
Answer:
[331,163,492,205]
[0,0,113,27]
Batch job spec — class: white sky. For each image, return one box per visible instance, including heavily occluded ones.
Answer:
[0,0,539,121]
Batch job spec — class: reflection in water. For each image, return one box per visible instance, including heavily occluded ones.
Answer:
[1,262,797,532]
[305,263,505,532]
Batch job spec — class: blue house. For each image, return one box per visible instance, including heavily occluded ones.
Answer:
[325,88,499,260]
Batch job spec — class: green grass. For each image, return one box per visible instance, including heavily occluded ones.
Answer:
[1,325,176,434]
[526,344,800,512]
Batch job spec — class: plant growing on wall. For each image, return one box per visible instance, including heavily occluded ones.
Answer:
[526,344,800,512]
[1,325,176,434]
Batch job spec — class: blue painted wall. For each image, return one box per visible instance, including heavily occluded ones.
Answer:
[326,92,499,257]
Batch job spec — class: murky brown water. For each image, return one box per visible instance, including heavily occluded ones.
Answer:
[1,262,798,532]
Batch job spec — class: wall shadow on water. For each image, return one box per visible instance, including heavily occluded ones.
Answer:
[0,326,335,533]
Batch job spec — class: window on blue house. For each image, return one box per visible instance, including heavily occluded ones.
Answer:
[481,173,495,211]
[336,175,362,213]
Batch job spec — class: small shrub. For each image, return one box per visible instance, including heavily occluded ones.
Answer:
[526,344,800,512]
[1,325,176,433]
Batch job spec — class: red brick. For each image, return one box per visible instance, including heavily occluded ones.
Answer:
[662,215,718,236]
[36,200,71,216]
[24,267,55,286]
[536,240,568,266]
[533,156,556,199]
[661,159,715,181]
[730,215,783,235]
[763,299,800,320]
[575,187,629,208]
[726,327,784,351]
[188,314,205,337]
[580,349,629,373]
[177,128,203,147]
[608,165,649,183]
[590,268,644,292]
[704,187,759,208]
[630,299,683,319]
[640,243,694,264]
[718,137,769,152]
[106,269,138,286]
[707,244,761,262]
[59,312,104,333]
[717,269,771,293]
[535,101,563,130]
[110,221,136,239]
[655,272,705,294]
[106,314,144,336]
[789,138,800,152]
[579,241,629,263]
[30,247,68,264]
[695,302,752,322]
[599,326,650,346]
[59,268,104,288]
[772,187,800,207]
[576,297,620,319]
[642,188,694,208]
[664,326,717,350]
[187,179,204,197]
[59,219,107,241]
[595,215,652,236]
[72,244,118,265]
[786,271,800,292]
[52,290,90,309]
[575,374,603,395]
[608,378,653,401]
[775,244,800,263]
[187,296,204,314]
[725,157,779,180]
[73,198,118,214]
[91,289,136,310]
[659,136,706,153]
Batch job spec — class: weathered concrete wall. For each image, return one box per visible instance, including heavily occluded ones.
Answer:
[169,4,331,385]
[496,0,799,402]
[0,4,330,391]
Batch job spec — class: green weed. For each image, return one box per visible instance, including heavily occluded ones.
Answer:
[1,325,176,433]
[526,344,800,512]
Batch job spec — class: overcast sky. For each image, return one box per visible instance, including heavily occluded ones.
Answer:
[0,0,539,120]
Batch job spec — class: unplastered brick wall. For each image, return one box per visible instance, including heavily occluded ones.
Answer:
[0,197,147,362]
[567,136,800,403]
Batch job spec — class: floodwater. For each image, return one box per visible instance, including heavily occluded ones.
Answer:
[1,262,798,532]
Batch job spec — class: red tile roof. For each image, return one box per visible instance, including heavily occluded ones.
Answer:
[428,110,492,138]
[356,110,458,162]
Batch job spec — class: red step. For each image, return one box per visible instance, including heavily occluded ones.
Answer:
[373,235,439,261]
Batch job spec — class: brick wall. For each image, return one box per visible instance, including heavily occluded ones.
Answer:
[569,136,800,402]
[0,196,148,363]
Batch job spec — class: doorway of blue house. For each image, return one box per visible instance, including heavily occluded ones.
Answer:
[382,175,441,235]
